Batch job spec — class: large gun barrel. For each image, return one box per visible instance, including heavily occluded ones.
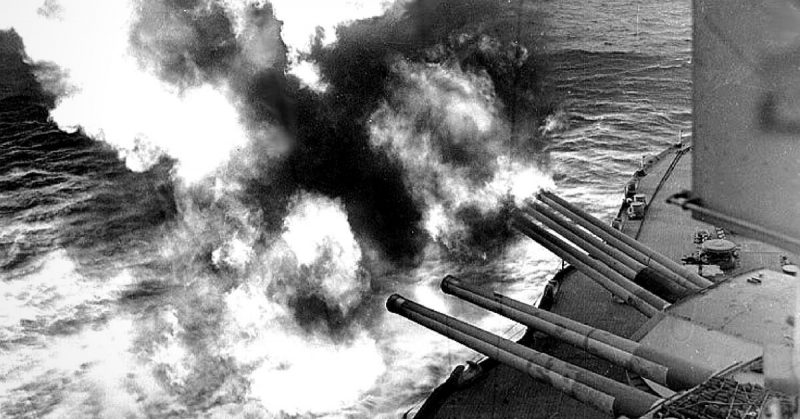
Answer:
[441,276,714,390]
[512,212,667,315]
[525,201,693,300]
[539,191,712,288]
[526,202,640,278]
[386,294,660,418]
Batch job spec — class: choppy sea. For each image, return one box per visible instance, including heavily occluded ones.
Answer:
[0,0,691,417]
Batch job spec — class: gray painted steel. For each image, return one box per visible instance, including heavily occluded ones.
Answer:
[441,276,714,390]
[512,214,665,315]
[526,202,692,300]
[386,294,660,417]
[539,191,712,288]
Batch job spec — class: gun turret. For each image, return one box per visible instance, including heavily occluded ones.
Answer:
[386,294,660,418]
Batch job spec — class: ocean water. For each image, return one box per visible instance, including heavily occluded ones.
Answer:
[0,0,691,418]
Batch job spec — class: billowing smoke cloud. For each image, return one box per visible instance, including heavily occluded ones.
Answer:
[3,0,554,263]
[143,188,383,414]
[268,192,371,332]
[129,0,291,126]
[122,0,425,264]
[270,1,554,262]
[0,0,259,182]
[369,59,552,255]
[269,0,396,89]
[1,0,557,416]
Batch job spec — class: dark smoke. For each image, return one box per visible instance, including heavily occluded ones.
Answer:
[130,0,240,87]
[130,0,290,125]
[129,0,552,267]
[275,93,425,264]
[128,0,552,333]
[293,0,551,262]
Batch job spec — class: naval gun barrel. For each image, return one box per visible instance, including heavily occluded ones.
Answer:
[539,191,712,289]
[512,212,666,315]
[386,294,660,418]
[526,202,640,278]
[441,276,714,390]
[525,201,693,301]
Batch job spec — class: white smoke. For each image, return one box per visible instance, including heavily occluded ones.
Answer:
[225,283,385,415]
[0,316,178,419]
[0,250,135,341]
[267,0,395,90]
[1,3,393,413]
[0,0,253,183]
[0,0,407,177]
[0,252,179,418]
[270,0,391,52]
[369,61,553,245]
[142,188,384,416]
[0,2,559,417]
[280,192,368,314]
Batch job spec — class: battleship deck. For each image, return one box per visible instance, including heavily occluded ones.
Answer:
[415,143,788,418]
